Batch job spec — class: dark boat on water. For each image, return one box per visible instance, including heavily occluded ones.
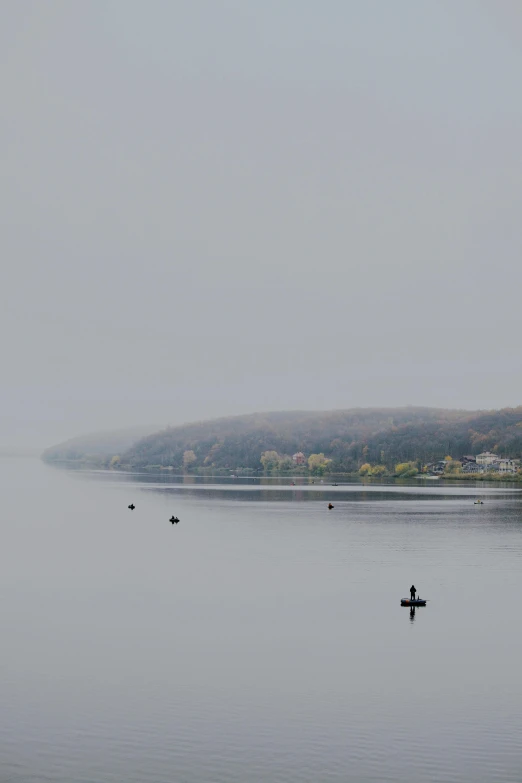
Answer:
[401,598,427,607]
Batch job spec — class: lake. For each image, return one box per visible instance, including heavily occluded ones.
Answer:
[2,457,522,782]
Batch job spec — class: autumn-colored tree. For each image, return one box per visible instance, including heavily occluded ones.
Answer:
[359,462,372,475]
[308,453,331,475]
[204,442,222,465]
[183,450,197,469]
[444,460,462,474]
[395,461,418,478]
[260,450,281,471]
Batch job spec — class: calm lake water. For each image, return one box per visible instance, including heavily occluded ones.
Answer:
[2,457,522,782]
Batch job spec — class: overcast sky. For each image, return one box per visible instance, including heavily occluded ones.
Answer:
[1,0,521,448]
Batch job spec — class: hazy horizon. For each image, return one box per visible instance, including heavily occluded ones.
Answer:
[2,1,521,449]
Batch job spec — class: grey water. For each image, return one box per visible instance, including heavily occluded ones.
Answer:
[3,458,522,783]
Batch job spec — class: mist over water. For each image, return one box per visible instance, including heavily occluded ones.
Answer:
[3,457,522,782]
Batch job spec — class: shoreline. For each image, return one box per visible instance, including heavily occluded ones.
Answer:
[40,459,522,484]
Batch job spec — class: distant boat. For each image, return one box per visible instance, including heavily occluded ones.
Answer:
[401,598,427,606]
[474,499,484,505]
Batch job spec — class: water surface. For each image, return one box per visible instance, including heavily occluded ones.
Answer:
[2,458,522,782]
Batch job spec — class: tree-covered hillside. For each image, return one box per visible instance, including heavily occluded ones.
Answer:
[120,406,522,472]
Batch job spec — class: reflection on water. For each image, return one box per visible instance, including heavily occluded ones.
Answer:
[3,458,522,783]
[62,467,522,509]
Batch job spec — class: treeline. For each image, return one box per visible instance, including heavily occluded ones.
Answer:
[118,406,522,472]
[260,450,331,475]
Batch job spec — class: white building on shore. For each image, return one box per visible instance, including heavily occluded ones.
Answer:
[473,453,519,473]
[476,451,499,467]
[496,459,519,474]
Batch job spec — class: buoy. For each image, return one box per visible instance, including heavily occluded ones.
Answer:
[328,503,334,510]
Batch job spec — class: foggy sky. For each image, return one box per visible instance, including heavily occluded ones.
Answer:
[1,0,521,449]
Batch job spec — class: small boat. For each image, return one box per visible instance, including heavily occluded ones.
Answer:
[474,499,484,505]
[401,598,427,607]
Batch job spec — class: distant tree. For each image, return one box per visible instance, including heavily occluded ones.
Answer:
[109,455,120,468]
[359,463,372,475]
[277,455,294,471]
[308,453,331,475]
[370,464,387,476]
[261,450,281,471]
[444,460,462,474]
[395,461,418,478]
[183,450,197,469]
[204,442,222,465]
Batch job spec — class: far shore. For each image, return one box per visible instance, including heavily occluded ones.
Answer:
[41,459,522,483]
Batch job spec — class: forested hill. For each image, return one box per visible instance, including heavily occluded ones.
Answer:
[41,425,159,465]
[120,406,522,472]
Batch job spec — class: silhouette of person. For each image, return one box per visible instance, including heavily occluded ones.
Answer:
[410,584,416,601]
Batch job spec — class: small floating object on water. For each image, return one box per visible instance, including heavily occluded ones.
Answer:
[332,483,338,486]
[401,598,427,606]
[128,504,135,510]
[328,503,334,510]
[170,516,180,524]
[474,499,484,505]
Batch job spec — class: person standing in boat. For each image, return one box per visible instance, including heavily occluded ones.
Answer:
[410,585,417,601]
